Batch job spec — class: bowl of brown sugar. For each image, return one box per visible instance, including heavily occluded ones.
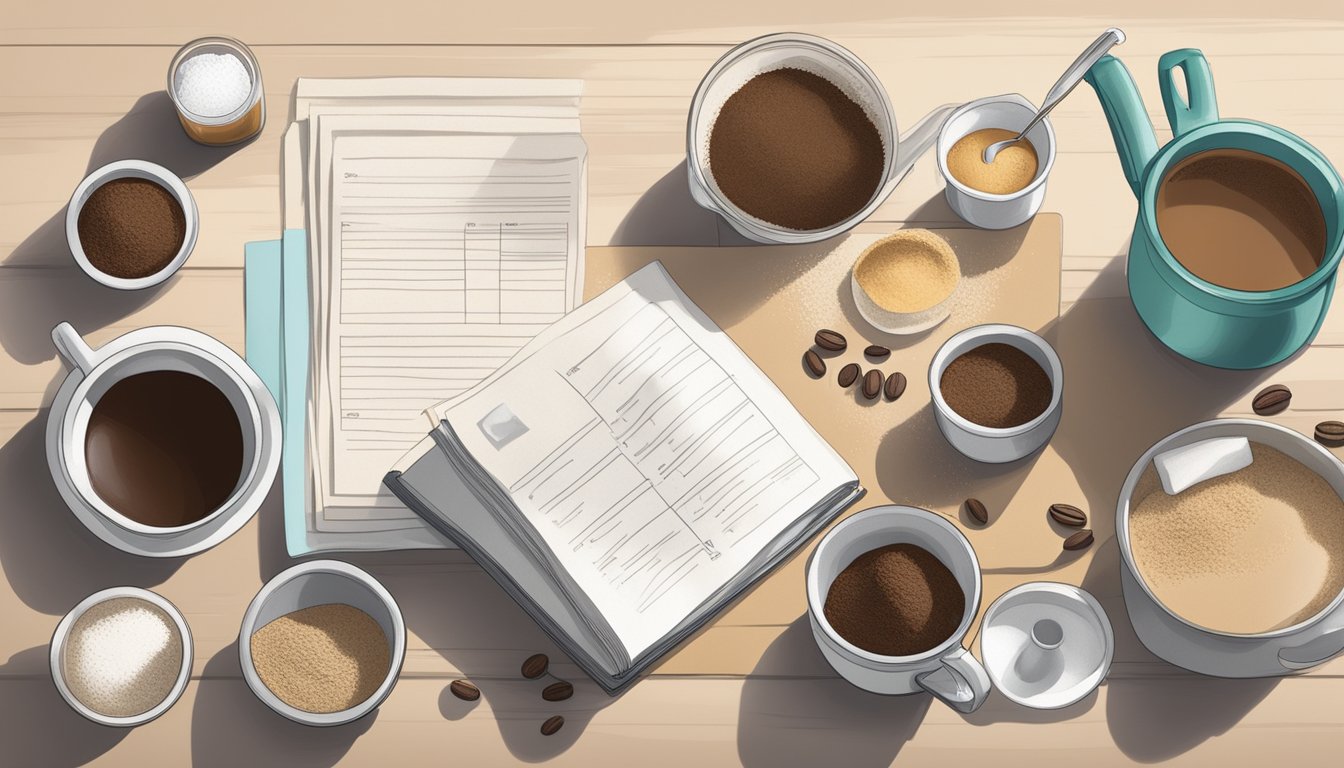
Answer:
[66,160,198,290]
[687,33,955,244]
[851,230,962,334]
[239,560,405,726]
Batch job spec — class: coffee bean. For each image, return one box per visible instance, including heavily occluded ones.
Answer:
[803,350,826,377]
[542,681,574,702]
[1316,420,1344,447]
[521,653,549,679]
[862,369,882,400]
[964,498,988,525]
[1049,503,1087,527]
[1252,384,1291,415]
[540,715,565,736]
[449,680,480,701]
[837,363,861,388]
[1063,529,1094,551]
[864,344,890,360]
[884,372,907,401]
[814,329,847,352]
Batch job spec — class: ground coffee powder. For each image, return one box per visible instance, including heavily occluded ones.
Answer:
[823,542,964,657]
[709,68,884,231]
[77,178,186,279]
[939,342,1052,428]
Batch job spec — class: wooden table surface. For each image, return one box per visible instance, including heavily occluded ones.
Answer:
[4,3,1344,766]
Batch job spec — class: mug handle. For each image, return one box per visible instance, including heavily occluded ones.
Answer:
[916,647,991,713]
[52,322,98,375]
[1159,48,1219,138]
[883,103,960,199]
[1279,626,1344,671]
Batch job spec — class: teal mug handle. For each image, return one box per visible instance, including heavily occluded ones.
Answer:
[1159,49,1219,137]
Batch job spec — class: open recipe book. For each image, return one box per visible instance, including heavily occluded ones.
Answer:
[385,262,863,691]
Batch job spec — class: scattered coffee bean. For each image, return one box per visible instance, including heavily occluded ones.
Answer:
[862,369,882,400]
[1252,384,1292,415]
[522,653,549,679]
[964,498,988,525]
[837,363,861,388]
[542,681,574,702]
[1316,420,1344,447]
[884,371,907,401]
[449,680,480,701]
[541,715,565,736]
[1063,529,1094,551]
[864,344,890,360]
[1048,503,1087,527]
[803,350,826,377]
[814,329,847,352]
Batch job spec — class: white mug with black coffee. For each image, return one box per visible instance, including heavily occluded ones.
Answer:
[46,323,280,556]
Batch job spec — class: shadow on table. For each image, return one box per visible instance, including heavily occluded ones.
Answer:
[189,642,374,768]
[737,617,929,768]
[0,412,183,615]
[0,91,243,368]
[1039,254,1285,758]
[875,402,1043,512]
[0,646,128,764]
[610,161,720,247]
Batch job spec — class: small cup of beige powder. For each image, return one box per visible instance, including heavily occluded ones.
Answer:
[239,560,405,726]
[50,587,193,727]
[851,229,962,334]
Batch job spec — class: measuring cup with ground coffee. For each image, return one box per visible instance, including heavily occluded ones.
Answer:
[1084,48,1344,369]
[688,33,956,243]
[806,505,991,712]
[46,323,280,557]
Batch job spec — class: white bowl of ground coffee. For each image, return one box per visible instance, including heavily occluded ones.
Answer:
[65,160,198,291]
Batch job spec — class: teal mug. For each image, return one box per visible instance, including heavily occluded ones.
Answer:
[1084,49,1343,369]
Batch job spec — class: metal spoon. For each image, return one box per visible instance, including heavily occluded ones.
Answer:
[982,27,1126,164]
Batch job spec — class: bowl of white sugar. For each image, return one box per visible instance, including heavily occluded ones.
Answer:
[167,36,264,146]
[50,586,193,727]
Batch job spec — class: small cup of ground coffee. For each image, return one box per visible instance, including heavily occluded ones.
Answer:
[937,95,1057,230]
[806,505,991,712]
[929,323,1064,463]
[687,33,956,244]
[66,160,198,290]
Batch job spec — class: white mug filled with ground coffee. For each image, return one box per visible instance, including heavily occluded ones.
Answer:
[806,505,991,712]
[1117,419,1344,677]
[688,33,956,244]
[46,323,280,556]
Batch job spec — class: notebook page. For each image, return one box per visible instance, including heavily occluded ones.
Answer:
[320,131,585,504]
[438,263,854,657]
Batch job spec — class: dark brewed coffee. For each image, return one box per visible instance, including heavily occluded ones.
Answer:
[1156,148,1326,291]
[85,370,245,527]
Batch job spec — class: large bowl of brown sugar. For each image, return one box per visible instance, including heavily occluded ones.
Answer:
[1117,419,1344,677]
[688,33,953,244]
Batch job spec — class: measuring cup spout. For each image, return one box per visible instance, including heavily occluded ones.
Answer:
[1083,55,1160,198]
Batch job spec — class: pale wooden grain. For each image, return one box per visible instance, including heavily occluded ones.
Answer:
[4,8,1344,765]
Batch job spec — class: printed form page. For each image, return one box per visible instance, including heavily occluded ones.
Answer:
[315,130,586,522]
[440,264,852,658]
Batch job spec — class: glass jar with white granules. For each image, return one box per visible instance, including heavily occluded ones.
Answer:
[168,36,265,146]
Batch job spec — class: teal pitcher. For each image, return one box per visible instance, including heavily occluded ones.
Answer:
[1084,49,1344,369]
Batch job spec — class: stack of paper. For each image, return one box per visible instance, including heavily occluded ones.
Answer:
[277,78,588,554]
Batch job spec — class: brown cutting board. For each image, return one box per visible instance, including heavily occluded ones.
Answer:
[585,214,1065,676]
